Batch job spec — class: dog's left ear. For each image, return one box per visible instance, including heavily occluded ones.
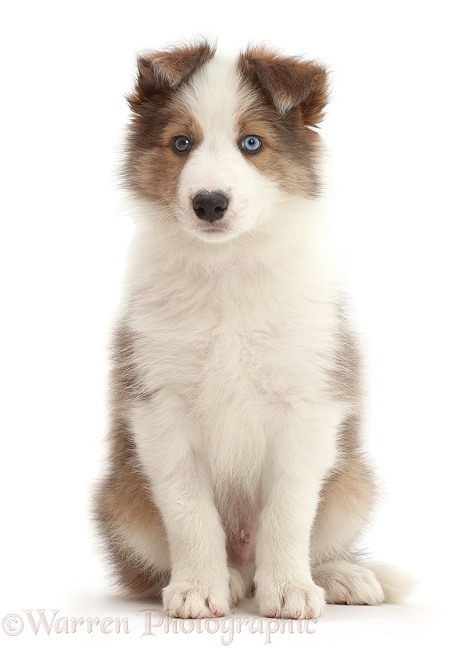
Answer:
[240,47,329,126]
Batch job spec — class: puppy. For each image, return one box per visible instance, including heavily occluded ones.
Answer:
[94,40,409,619]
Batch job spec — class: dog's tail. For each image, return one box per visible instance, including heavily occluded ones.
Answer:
[361,561,418,603]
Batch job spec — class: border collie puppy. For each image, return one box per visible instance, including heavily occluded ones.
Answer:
[94,40,409,619]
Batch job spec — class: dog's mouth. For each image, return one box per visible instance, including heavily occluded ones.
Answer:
[185,219,237,242]
[197,223,230,233]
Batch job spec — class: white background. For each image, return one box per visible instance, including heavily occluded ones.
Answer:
[1,0,473,645]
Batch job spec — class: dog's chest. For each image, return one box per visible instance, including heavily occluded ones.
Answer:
[132,267,332,484]
[134,265,315,390]
[194,316,292,493]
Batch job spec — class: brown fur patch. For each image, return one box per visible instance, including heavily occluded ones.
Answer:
[93,420,169,595]
[128,41,215,107]
[310,305,377,564]
[93,324,169,595]
[330,303,367,455]
[238,47,329,197]
[239,46,328,124]
[331,306,364,400]
[124,98,203,204]
[235,95,323,197]
[319,454,376,522]
[124,42,212,203]
[312,450,378,564]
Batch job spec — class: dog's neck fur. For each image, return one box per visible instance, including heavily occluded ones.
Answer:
[123,193,341,292]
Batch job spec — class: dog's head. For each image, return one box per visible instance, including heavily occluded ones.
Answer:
[125,40,328,243]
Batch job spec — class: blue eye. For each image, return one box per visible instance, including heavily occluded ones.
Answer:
[241,135,263,154]
[173,136,192,153]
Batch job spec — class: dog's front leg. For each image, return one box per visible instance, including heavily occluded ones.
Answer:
[255,403,342,619]
[132,391,231,618]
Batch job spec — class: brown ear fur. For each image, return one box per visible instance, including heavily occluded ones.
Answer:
[127,40,216,110]
[240,46,329,126]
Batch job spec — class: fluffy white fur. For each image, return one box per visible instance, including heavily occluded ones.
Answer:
[104,50,412,619]
[125,188,346,617]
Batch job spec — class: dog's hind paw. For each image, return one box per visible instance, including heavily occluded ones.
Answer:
[312,560,384,605]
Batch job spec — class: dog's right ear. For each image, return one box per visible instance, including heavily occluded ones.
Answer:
[127,41,216,111]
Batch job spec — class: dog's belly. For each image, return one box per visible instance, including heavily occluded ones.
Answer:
[226,528,256,566]
[221,498,258,567]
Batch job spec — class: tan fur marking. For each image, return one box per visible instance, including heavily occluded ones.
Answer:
[93,325,170,595]
[128,41,216,108]
[238,47,329,197]
[124,41,211,204]
[240,46,328,123]
[93,418,170,595]
[125,100,203,205]
[312,452,378,565]
[236,107,323,196]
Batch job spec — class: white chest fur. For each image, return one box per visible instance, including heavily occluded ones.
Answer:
[126,213,343,498]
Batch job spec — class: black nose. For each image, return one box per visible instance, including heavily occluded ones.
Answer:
[193,191,228,222]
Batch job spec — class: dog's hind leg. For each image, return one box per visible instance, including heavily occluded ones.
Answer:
[309,454,385,604]
[93,420,172,598]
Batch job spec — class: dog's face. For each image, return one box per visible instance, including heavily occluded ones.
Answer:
[125,42,328,243]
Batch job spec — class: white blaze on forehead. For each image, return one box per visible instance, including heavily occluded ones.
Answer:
[173,53,279,243]
[179,54,254,142]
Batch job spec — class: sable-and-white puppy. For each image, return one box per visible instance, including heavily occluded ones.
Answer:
[94,40,408,619]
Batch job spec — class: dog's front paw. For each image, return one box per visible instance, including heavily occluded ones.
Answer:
[163,581,231,618]
[256,580,326,619]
